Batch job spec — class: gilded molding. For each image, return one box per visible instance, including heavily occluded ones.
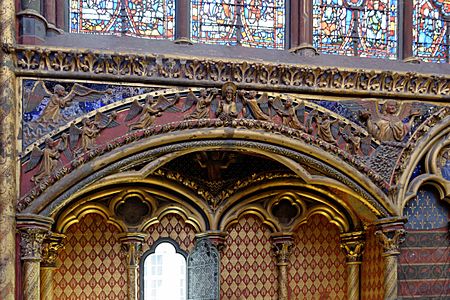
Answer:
[340,231,365,263]
[10,45,450,101]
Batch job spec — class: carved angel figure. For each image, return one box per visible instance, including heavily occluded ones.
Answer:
[126,94,180,130]
[25,137,68,183]
[238,90,272,122]
[183,89,218,120]
[25,81,112,125]
[69,112,119,153]
[359,100,420,142]
[270,97,305,130]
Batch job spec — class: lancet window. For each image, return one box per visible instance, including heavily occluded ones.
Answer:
[413,0,450,63]
[312,0,398,59]
[141,240,187,300]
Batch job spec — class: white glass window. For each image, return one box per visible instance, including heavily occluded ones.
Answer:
[143,242,187,300]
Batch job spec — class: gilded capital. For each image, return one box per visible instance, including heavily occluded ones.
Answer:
[340,231,365,263]
[19,228,49,260]
[271,233,294,265]
[118,233,147,266]
[375,229,406,256]
[41,234,66,268]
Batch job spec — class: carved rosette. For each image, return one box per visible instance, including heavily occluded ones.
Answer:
[41,234,66,268]
[271,233,294,300]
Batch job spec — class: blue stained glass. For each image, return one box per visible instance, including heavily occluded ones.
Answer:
[413,0,448,63]
[313,0,398,59]
[70,0,175,39]
[191,0,285,49]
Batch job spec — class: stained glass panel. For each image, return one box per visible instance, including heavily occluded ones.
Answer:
[70,0,175,39]
[313,0,398,58]
[191,0,286,49]
[413,0,449,63]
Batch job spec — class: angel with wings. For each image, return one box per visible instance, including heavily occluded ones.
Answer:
[270,97,305,130]
[183,89,218,120]
[126,94,180,131]
[359,100,420,142]
[25,136,69,183]
[238,90,273,122]
[25,81,112,125]
[69,112,119,153]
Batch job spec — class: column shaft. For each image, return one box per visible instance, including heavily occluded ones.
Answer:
[383,255,398,300]
[347,263,361,300]
[0,0,17,299]
[401,0,414,60]
[127,265,138,300]
[44,0,56,25]
[175,0,190,40]
[299,0,313,46]
[23,260,40,300]
[40,267,54,300]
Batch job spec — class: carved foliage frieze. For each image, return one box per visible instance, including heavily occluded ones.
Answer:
[11,46,450,100]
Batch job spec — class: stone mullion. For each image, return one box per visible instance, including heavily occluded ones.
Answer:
[271,233,294,300]
[118,233,148,300]
[375,219,406,300]
[175,0,191,42]
[0,0,17,298]
[340,231,365,300]
[400,0,414,61]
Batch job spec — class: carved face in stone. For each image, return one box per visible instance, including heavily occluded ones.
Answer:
[54,85,66,96]
[225,87,234,102]
[384,101,398,114]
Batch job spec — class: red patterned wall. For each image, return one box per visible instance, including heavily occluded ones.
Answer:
[288,214,347,299]
[54,214,127,299]
[361,227,384,300]
[221,215,277,300]
[142,214,197,253]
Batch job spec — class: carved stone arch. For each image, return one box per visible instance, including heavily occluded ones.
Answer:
[20,134,395,227]
[396,114,450,207]
[52,181,208,234]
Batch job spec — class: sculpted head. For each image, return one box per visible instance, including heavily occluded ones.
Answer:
[54,84,66,96]
[383,100,399,114]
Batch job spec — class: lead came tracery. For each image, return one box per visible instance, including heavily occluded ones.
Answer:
[413,0,450,62]
[191,0,285,48]
[313,0,398,58]
[70,0,175,38]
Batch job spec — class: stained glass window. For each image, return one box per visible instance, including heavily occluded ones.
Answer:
[70,0,175,39]
[191,0,286,49]
[313,0,398,58]
[413,0,450,63]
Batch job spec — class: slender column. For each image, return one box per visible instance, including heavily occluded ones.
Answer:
[17,214,54,300]
[0,0,17,299]
[174,0,191,43]
[340,231,365,300]
[271,233,294,300]
[290,0,317,55]
[55,0,66,30]
[375,219,406,300]
[44,0,56,25]
[401,0,414,61]
[118,233,148,300]
[40,234,65,300]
